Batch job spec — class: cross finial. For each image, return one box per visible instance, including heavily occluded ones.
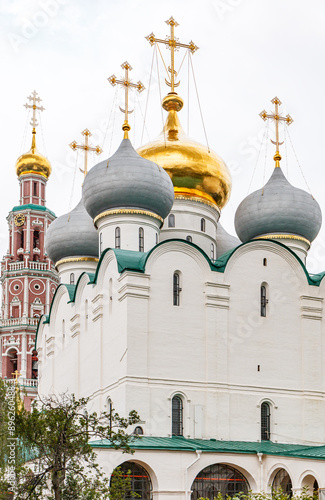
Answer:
[12,369,21,382]
[108,61,145,139]
[70,129,103,180]
[260,97,293,167]
[146,17,198,102]
[24,90,45,129]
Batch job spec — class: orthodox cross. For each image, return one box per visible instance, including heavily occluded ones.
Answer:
[12,369,21,381]
[108,61,145,138]
[260,97,293,162]
[70,129,103,179]
[146,16,198,93]
[24,90,45,129]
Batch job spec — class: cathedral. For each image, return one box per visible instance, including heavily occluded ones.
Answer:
[7,16,325,500]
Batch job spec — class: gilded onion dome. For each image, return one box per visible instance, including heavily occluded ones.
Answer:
[45,199,98,266]
[137,94,232,209]
[15,129,52,179]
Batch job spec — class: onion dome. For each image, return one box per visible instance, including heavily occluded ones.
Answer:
[82,138,174,222]
[216,223,241,258]
[15,129,51,179]
[235,159,322,244]
[137,94,231,209]
[45,199,98,265]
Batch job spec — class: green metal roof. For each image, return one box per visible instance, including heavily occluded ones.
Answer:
[12,203,56,217]
[90,436,325,461]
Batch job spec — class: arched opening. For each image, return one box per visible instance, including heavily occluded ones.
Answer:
[261,401,271,441]
[263,258,267,266]
[261,284,268,317]
[272,469,292,496]
[168,214,175,228]
[110,461,152,499]
[70,273,75,285]
[172,395,183,436]
[211,243,215,261]
[7,349,18,378]
[200,218,206,232]
[301,474,318,494]
[107,398,113,429]
[31,350,38,379]
[191,464,250,499]
[186,235,192,242]
[133,426,144,435]
[115,227,121,249]
[139,227,144,252]
[173,272,181,306]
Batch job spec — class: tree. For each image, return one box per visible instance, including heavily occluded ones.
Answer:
[12,393,140,500]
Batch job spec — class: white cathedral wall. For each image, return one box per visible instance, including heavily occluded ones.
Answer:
[37,240,325,448]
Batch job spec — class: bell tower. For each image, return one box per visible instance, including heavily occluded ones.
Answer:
[0,91,59,409]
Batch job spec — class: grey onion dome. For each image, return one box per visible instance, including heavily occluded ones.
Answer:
[82,139,174,221]
[45,199,98,265]
[234,166,322,243]
[216,223,241,258]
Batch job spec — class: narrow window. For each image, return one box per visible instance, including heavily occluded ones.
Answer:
[70,273,75,285]
[107,398,113,429]
[261,402,271,441]
[133,426,144,435]
[186,235,192,242]
[210,243,215,260]
[173,272,180,306]
[263,258,267,266]
[201,218,206,232]
[115,227,120,249]
[172,395,183,436]
[168,214,175,228]
[261,285,267,317]
[33,182,37,196]
[99,233,103,254]
[155,233,158,245]
[139,227,144,252]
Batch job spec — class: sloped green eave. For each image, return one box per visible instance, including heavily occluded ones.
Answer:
[34,283,76,347]
[90,436,325,460]
[11,203,56,217]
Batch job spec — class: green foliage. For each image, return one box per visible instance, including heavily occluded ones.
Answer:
[108,466,139,500]
[1,392,140,500]
[197,486,318,500]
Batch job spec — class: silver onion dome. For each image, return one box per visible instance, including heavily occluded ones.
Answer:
[82,139,174,221]
[45,199,98,265]
[235,166,322,243]
[216,223,241,258]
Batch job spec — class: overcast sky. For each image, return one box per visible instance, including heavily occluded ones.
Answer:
[2,0,325,272]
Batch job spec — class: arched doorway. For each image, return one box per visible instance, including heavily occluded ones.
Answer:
[272,469,292,496]
[110,461,152,499]
[191,463,250,499]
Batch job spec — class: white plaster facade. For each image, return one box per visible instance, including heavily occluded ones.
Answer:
[37,212,325,496]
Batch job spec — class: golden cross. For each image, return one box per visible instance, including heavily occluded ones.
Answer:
[24,90,45,129]
[146,16,198,93]
[108,61,145,139]
[12,370,21,381]
[70,129,103,179]
[260,97,293,163]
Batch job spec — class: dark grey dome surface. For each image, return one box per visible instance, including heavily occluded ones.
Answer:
[235,166,322,243]
[82,139,174,220]
[45,199,98,264]
[216,223,241,258]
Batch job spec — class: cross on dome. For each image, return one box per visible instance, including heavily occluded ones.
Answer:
[24,90,45,129]
[260,97,294,166]
[146,16,198,96]
[70,129,102,179]
[108,61,145,139]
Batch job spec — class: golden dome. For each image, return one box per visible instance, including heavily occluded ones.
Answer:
[137,94,231,209]
[15,129,51,179]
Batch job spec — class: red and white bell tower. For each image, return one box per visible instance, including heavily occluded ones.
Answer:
[0,91,59,409]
